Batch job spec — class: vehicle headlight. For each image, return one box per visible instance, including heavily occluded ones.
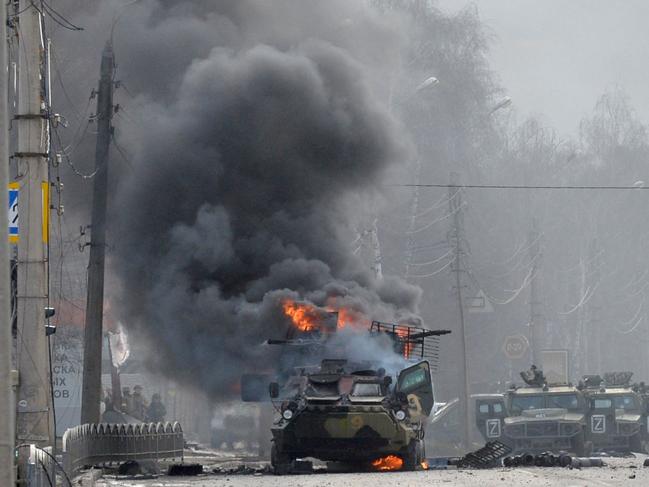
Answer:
[395,410,406,421]
[282,409,294,420]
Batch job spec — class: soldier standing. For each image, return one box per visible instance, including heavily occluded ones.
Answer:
[146,393,167,423]
[131,385,148,420]
[122,387,133,415]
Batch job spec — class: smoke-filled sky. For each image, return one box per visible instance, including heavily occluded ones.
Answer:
[47,0,649,406]
[50,0,426,397]
[438,0,649,135]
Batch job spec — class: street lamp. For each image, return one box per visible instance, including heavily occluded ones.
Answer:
[415,76,439,93]
[489,96,512,115]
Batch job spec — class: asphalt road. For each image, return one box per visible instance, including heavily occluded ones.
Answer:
[96,457,649,487]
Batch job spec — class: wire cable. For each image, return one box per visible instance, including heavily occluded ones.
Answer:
[40,0,83,31]
[408,248,454,267]
[407,259,454,278]
[558,280,601,315]
[15,444,72,487]
[395,183,649,191]
[413,188,459,219]
[616,316,644,335]
[406,204,461,235]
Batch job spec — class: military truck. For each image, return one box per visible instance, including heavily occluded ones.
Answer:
[579,372,646,454]
[499,366,591,456]
[633,381,649,450]
[475,394,507,443]
[269,358,433,474]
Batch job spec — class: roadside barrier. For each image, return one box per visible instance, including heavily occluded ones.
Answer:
[62,422,184,475]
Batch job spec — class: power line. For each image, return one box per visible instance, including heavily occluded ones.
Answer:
[395,183,649,190]
[39,1,84,31]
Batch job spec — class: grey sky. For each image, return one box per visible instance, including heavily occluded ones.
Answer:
[437,0,649,136]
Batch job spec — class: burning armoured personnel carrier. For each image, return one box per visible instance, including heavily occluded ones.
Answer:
[579,372,646,454]
[269,357,433,474]
[499,366,591,456]
[241,303,450,474]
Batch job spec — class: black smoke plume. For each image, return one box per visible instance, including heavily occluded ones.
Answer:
[54,1,421,397]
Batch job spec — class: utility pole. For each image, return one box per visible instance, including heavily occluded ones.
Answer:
[449,172,471,451]
[370,218,383,280]
[403,159,422,280]
[15,1,54,448]
[528,218,542,365]
[586,239,601,374]
[81,42,114,424]
[0,0,16,482]
[107,333,122,411]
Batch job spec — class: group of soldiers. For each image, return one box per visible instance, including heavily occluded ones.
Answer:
[104,385,167,422]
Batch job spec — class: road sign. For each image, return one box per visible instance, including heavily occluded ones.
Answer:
[467,289,494,313]
[8,182,18,243]
[502,334,529,360]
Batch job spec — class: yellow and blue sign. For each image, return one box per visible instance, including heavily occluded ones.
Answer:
[8,182,18,244]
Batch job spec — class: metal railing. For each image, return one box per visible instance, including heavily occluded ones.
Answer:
[62,422,184,475]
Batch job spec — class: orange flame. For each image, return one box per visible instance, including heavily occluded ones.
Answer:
[283,298,370,333]
[396,328,413,359]
[420,460,429,470]
[371,455,404,471]
[282,300,320,332]
[325,297,369,330]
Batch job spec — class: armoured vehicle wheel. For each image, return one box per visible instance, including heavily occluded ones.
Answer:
[271,443,294,475]
[403,439,425,471]
[573,432,592,457]
[629,434,643,453]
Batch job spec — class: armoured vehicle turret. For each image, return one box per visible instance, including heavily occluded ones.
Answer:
[579,372,646,454]
[501,366,591,456]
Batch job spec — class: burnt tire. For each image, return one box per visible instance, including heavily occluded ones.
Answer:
[573,432,592,457]
[271,443,293,476]
[403,440,424,471]
[629,434,643,453]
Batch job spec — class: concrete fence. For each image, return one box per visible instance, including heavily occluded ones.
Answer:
[62,422,184,475]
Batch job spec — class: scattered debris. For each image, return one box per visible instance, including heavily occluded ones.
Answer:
[117,460,141,476]
[116,459,160,476]
[425,457,458,470]
[457,441,512,469]
[502,453,605,469]
[570,458,605,468]
[167,463,203,476]
[292,460,314,474]
[212,464,271,475]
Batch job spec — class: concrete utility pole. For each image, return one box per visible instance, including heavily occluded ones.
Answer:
[81,42,114,424]
[586,239,601,374]
[0,0,16,482]
[528,218,542,365]
[15,1,54,448]
[403,159,422,280]
[370,218,383,280]
[449,172,471,451]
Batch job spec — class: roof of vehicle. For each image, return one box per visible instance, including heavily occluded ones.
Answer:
[472,393,504,399]
[585,387,637,395]
[509,385,578,394]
